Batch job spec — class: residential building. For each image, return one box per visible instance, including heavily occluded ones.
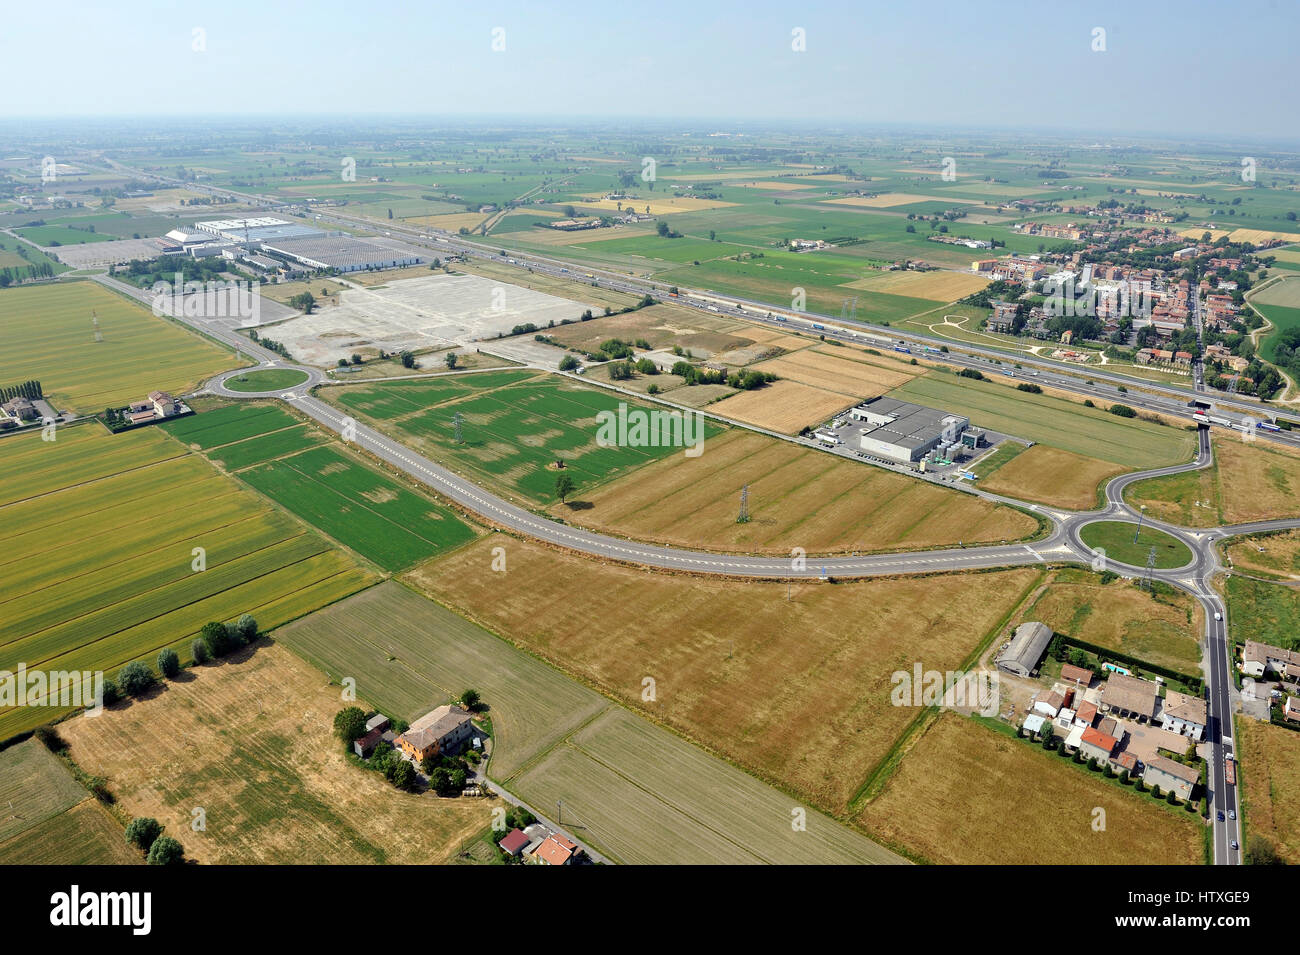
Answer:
[499,829,530,858]
[1242,640,1300,678]
[1159,691,1207,741]
[1286,697,1300,723]
[1077,726,1119,763]
[1060,664,1094,687]
[532,833,581,866]
[1142,755,1199,801]
[1098,672,1158,722]
[395,704,474,762]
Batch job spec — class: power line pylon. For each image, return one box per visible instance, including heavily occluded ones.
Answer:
[737,484,750,524]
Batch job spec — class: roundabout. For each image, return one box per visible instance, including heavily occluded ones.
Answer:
[220,367,312,393]
[1077,519,1196,571]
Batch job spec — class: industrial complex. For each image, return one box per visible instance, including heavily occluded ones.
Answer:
[155,216,423,274]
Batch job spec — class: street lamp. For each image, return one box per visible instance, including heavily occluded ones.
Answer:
[1134,505,1147,544]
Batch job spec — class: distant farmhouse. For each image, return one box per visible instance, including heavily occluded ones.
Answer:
[395,704,474,763]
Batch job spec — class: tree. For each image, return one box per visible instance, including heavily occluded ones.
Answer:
[157,648,180,679]
[288,292,316,314]
[125,817,162,853]
[555,472,576,503]
[235,614,258,644]
[146,836,185,866]
[200,620,230,658]
[657,221,670,237]
[399,350,416,369]
[558,354,579,372]
[390,760,415,790]
[444,351,458,370]
[333,706,367,743]
[118,661,155,697]
[429,767,453,795]
[461,688,481,710]
[191,638,210,665]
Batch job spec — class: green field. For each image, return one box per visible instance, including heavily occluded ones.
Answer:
[0,739,140,865]
[222,368,310,392]
[276,581,899,865]
[0,281,233,414]
[0,424,379,741]
[889,371,1197,469]
[1078,521,1194,570]
[1225,575,1300,652]
[238,445,477,571]
[328,370,717,504]
[162,402,301,448]
[14,224,118,245]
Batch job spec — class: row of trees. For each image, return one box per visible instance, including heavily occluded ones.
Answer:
[124,817,185,865]
[0,263,56,286]
[0,380,42,401]
[193,614,259,662]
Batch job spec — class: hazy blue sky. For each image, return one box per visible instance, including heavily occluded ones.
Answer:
[4,0,1296,141]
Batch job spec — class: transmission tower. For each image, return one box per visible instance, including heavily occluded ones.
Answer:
[453,411,464,444]
[1144,546,1157,591]
[91,310,102,343]
[736,484,750,524]
[839,296,859,322]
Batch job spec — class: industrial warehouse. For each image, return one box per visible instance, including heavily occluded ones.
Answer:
[828,397,986,465]
[154,216,423,273]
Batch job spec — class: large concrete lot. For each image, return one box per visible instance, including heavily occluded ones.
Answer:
[264,272,599,366]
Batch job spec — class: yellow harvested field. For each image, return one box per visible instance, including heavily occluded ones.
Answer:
[61,643,487,865]
[566,428,1039,555]
[1228,228,1300,246]
[413,535,1041,813]
[405,212,487,231]
[578,195,736,215]
[1225,528,1300,580]
[845,269,990,301]
[1268,246,1300,264]
[1251,276,1300,308]
[752,348,916,397]
[115,188,208,212]
[710,379,854,433]
[1024,569,1201,674]
[977,444,1123,509]
[1237,717,1300,863]
[1128,436,1300,527]
[733,180,817,190]
[857,713,1204,864]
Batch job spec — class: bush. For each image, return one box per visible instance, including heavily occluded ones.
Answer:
[334,706,367,743]
[957,368,986,381]
[1109,403,1137,418]
[146,836,184,866]
[118,661,155,697]
[99,676,120,706]
[86,776,113,804]
[191,638,210,665]
[125,817,162,853]
[157,648,180,679]
[558,354,579,372]
[33,725,66,752]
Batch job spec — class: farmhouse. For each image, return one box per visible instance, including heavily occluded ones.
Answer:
[995,621,1053,678]
[0,396,38,422]
[1060,663,1094,687]
[1142,755,1198,801]
[1158,691,1207,741]
[530,833,581,866]
[1098,672,1158,722]
[395,704,474,762]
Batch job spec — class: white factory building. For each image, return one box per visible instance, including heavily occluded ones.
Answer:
[848,397,970,464]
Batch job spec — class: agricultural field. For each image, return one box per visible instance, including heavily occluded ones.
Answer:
[239,445,478,572]
[327,370,711,505]
[0,422,379,741]
[856,713,1204,865]
[1223,529,1300,580]
[411,534,1041,814]
[710,379,855,434]
[1022,568,1201,674]
[59,643,487,865]
[1236,717,1300,864]
[568,428,1038,554]
[1223,575,1300,653]
[0,281,232,414]
[13,224,118,245]
[0,739,139,865]
[276,581,898,864]
[889,370,1197,470]
[976,444,1124,509]
[1125,436,1300,527]
[749,346,918,397]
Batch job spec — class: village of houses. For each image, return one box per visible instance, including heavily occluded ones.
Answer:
[350,702,592,866]
[995,620,1300,812]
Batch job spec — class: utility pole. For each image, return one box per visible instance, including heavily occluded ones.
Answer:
[1133,505,1147,545]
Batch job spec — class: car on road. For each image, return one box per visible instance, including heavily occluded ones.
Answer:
[1230,840,1239,851]
[1229,809,1236,820]
[1214,612,1222,620]
[1217,810,1225,821]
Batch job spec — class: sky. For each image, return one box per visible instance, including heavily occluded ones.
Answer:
[4,0,1297,143]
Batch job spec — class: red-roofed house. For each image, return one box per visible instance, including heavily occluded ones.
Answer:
[499,828,530,857]
[532,833,581,866]
[1060,664,1094,687]
[1078,726,1119,763]
[1075,700,1098,727]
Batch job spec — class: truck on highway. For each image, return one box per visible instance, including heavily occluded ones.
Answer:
[811,323,826,330]
[1225,756,1236,786]
[1259,421,1282,432]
